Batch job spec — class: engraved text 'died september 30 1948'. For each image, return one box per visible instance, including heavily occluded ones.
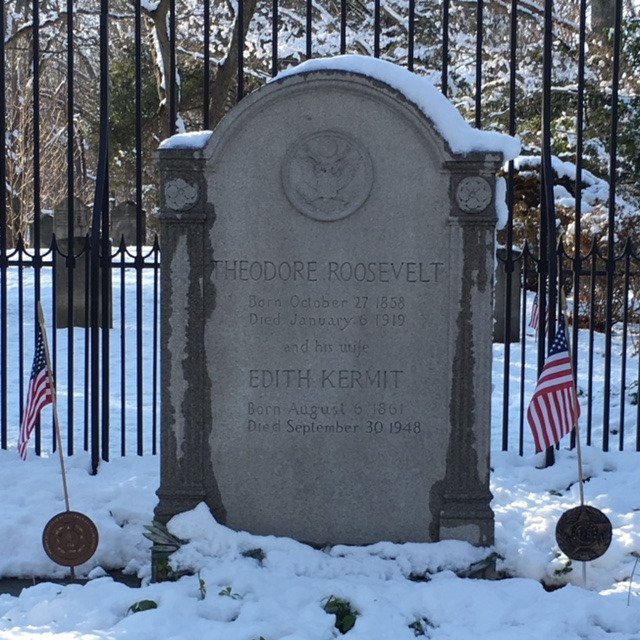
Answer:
[282,130,373,222]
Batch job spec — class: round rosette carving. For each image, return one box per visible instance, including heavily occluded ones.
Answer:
[282,130,373,222]
[165,177,199,211]
[455,176,492,213]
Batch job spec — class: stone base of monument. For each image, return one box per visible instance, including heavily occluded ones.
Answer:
[439,493,495,547]
[153,487,206,527]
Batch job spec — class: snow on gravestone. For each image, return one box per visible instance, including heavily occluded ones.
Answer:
[155,56,519,547]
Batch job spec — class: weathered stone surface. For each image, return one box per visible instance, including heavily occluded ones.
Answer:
[52,198,111,328]
[28,213,54,248]
[53,197,91,240]
[156,67,505,548]
[493,247,522,344]
[111,201,145,246]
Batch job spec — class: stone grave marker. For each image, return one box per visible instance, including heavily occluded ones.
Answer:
[155,57,518,548]
[493,247,522,344]
[28,212,54,248]
[53,197,111,328]
[111,200,144,246]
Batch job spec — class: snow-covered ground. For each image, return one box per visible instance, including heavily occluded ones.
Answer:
[0,264,640,639]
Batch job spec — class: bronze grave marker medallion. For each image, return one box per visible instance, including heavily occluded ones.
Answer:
[42,511,99,567]
[555,505,612,562]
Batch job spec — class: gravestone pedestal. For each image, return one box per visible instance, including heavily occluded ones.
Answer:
[155,58,517,552]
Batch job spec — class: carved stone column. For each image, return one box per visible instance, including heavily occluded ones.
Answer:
[154,138,211,526]
[439,161,501,546]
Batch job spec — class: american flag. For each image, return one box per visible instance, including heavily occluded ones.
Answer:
[526,316,580,453]
[18,324,53,460]
[529,294,540,330]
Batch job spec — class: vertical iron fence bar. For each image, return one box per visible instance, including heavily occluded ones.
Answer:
[602,0,623,453]
[408,0,415,71]
[120,246,126,456]
[50,250,57,451]
[501,0,518,452]
[618,245,631,450]
[586,251,597,446]
[518,250,532,456]
[18,243,25,436]
[66,0,76,456]
[66,243,75,452]
[537,201,549,457]
[340,0,347,54]
[50,245,56,450]
[0,0,7,449]
[501,248,511,451]
[374,0,380,58]
[306,0,312,59]
[100,202,110,463]
[169,0,177,133]
[32,0,42,454]
[136,0,145,454]
[570,0,587,451]
[151,240,160,454]
[204,0,211,125]
[84,244,90,451]
[441,0,449,96]
[271,0,278,77]
[91,0,110,473]
[66,217,75,455]
[541,0,556,333]
[237,0,245,101]
[100,9,112,463]
[541,0,557,466]
[474,0,483,128]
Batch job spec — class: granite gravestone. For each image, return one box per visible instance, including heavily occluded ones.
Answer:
[493,247,522,344]
[53,197,111,328]
[29,212,54,248]
[156,60,514,547]
[111,200,145,246]
[53,198,90,328]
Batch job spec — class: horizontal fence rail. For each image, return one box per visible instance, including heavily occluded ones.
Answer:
[1,0,639,465]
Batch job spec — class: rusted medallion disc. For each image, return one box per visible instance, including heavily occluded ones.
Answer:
[555,505,612,562]
[42,511,99,567]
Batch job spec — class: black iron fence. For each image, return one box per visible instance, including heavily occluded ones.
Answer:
[1,0,639,469]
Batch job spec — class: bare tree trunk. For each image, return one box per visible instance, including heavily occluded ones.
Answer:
[145,0,174,140]
[208,0,260,128]
[145,0,260,135]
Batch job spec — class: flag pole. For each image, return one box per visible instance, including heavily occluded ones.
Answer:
[559,289,587,586]
[559,290,585,508]
[36,303,71,513]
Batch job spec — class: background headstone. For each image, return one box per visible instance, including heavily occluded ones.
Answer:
[111,201,145,246]
[493,247,522,343]
[53,197,111,328]
[156,64,509,549]
[28,212,54,248]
